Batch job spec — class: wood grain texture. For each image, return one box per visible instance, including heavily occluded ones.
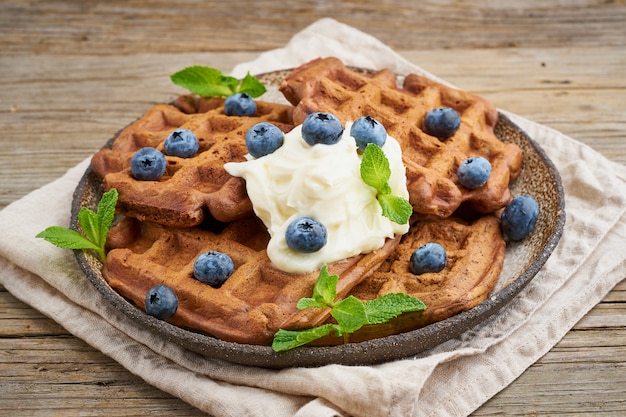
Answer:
[1,0,625,416]
[2,0,625,54]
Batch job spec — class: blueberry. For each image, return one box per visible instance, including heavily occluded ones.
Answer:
[224,93,256,117]
[245,122,284,158]
[457,156,492,189]
[164,128,199,158]
[145,284,178,320]
[424,107,461,140]
[285,217,327,253]
[193,251,234,288]
[410,243,447,275]
[350,116,387,151]
[130,147,167,181]
[301,112,344,146]
[501,195,540,241]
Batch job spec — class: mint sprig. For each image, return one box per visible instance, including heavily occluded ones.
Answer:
[170,66,266,98]
[296,265,338,309]
[360,143,413,224]
[36,189,118,262]
[272,265,426,352]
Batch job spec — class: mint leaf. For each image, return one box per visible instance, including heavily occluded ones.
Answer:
[297,265,338,310]
[36,188,118,262]
[272,264,427,351]
[331,296,368,333]
[36,227,100,252]
[378,194,413,225]
[296,297,327,310]
[360,143,412,224]
[171,66,266,98]
[77,207,100,248]
[221,74,240,94]
[272,324,338,352]
[171,66,236,97]
[360,143,392,193]
[364,293,427,324]
[238,72,267,97]
[96,188,118,248]
[312,264,338,306]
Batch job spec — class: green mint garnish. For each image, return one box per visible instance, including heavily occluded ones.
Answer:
[363,293,426,324]
[272,324,339,353]
[296,265,338,309]
[272,265,426,352]
[360,143,413,224]
[36,189,118,262]
[170,66,266,98]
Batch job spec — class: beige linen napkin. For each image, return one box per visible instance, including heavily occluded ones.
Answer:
[1,18,625,417]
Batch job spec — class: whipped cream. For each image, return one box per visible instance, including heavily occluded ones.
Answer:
[224,122,410,274]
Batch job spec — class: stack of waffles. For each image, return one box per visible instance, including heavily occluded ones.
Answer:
[90,57,522,345]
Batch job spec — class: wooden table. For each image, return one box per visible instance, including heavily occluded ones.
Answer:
[1,1,625,415]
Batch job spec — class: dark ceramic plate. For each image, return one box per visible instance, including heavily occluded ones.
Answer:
[71,70,565,369]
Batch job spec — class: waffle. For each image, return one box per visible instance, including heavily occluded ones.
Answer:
[280,57,523,218]
[96,62,511,348]
[311,214,506,344]
[103,216,402,345]
[103,213,503,346]
[90,95,295,228]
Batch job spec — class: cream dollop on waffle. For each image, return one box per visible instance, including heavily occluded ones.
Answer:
[225,122,409,273]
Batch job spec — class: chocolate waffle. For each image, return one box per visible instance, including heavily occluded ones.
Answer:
[103,213,503,346]
[94,63,512,348]
[280,57,523,218]
[312,214,506,344]
[90,96,294,228]
[103,216,402,345]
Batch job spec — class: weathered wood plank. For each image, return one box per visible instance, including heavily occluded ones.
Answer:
[0,291,69,335]
[603,279,626,302]
[0,334,206,416]
[1,0,625,55]
[574,303,626,329]
[476,362,626,416]
[0,317,67,336]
